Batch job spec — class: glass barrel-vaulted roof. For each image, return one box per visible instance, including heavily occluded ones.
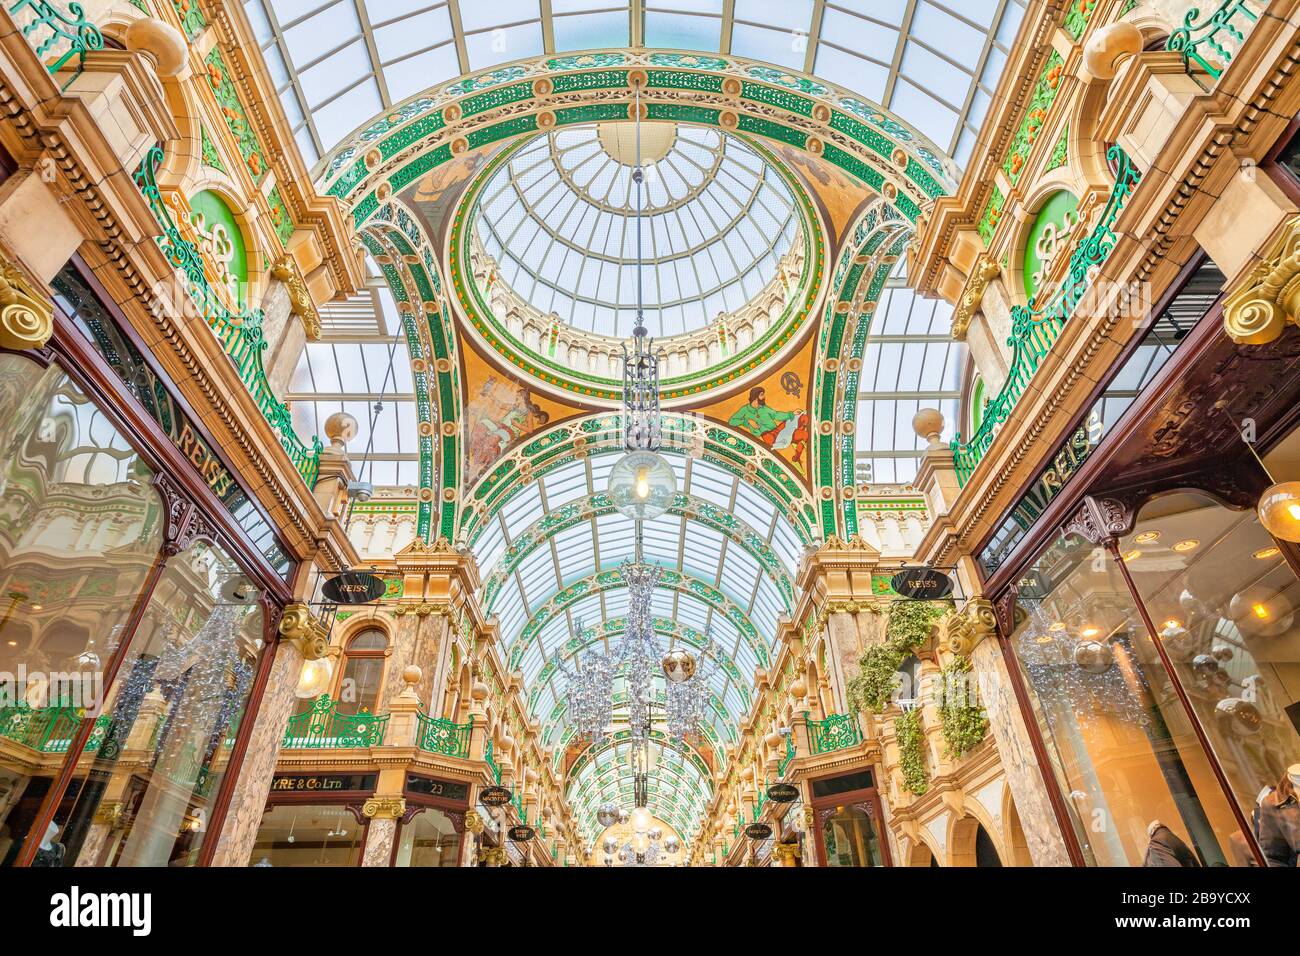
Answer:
[242,0,1028,171]
[475,124,798,339]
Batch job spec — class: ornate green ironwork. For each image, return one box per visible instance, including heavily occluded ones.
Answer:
[281,695,388,749]
[0,703,110,753]
[133,145,322,486]
[416,713,472,758]
[808,711,862,755]
[951,145,1142,485]
[1167,0,1259,80]
[484,737,501,784]
[777,731,796,778]
[8,0,103,79]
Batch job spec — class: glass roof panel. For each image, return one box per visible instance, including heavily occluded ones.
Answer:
[248,0,1027,168]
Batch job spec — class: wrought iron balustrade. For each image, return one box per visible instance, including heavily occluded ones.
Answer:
[950,145,1142,485]
[484,737,501,783]
[133,145,323,486]
[8,0,103,80]
[416,712,473,758]
[807,711,863,755]
[282,695,388,749]
[0,703,110,753]
[1167,0,1259,81]
[777,731,796,777]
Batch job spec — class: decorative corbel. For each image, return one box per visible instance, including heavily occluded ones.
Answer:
[951,257,1000,341]
[278,603,330,660]
[362,796,407,820]
[1224,215,1300,345]
[270,255,321,340]
[394,602,449,617]
[944,598,998,656]
[0,251,54,350]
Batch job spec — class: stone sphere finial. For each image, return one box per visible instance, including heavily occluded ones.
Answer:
[1083,22,1143,80]
[324,411,360,450]
[402,664,422,687]
[912,408,945,448]
[126,18,187,77]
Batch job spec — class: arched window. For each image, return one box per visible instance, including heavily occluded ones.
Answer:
[335,628,388,715]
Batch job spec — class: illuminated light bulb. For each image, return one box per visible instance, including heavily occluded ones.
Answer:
[1134,531,1160,543]
[1254,547,1281,560]
[608,451,676,520]
[1122,549,1142,563]
[632,832,650,854]
[1252,603,1270,620]
[1228,584,1293,637]
[635,468,650,499]
[1080,626,1101,638]
[1049,622,1066,632]
[295,656,334,698]
[1163,619,1181,630]
[630,806,652,833]
[1172,539,1200,552]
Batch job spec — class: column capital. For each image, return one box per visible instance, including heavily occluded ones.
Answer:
[362,796,407,820]
[278,604,329,660]
[943,598,998,656]
[0,250,53,350]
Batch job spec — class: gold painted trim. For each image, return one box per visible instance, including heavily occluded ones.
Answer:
[0,250,53,350]
[1224,215,1300,345]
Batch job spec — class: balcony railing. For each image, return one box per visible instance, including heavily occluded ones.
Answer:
[1167,0,1259,81]
[0,704,110,754]
[951,144,1142,485]
[807,712,862,755]
[416,713,473,758]
[282,695,388,749]
[484,737,502,784]
[8,0,103,80]
[133,145,322,487]
[777,732,795,778]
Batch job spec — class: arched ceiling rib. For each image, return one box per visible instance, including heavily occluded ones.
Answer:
[243,0,1029,171]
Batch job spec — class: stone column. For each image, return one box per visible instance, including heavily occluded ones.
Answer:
[360,796,405,867]
[208,605,326,867]
[797,538,885,712]
[948,597,1072,867]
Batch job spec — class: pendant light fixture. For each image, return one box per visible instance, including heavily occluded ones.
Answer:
[608,82,677,519]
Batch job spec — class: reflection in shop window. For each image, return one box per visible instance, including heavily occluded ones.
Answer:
[250,804,363,866]
[394,807,460,867]
[0,355,162,865]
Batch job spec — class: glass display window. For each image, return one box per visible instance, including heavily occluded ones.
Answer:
[249,804,364,867]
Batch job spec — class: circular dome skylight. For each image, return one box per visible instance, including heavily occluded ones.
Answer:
[473,123,799,340]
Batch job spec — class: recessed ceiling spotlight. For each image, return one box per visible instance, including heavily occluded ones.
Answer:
[1172,539,1199,552]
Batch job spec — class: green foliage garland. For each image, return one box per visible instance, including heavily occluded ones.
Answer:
[894,707,928,796]
[938,655,988,759]
[846,600,949,715]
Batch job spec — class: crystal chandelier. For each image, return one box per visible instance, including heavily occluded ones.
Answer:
[665,627,715,744]
[558,618,615,744]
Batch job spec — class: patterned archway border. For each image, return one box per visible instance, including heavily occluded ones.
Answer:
[482,492,795,612]
[448,129,826,402]
[461,411,817,547]
[319,50,955,233]
[808,197,914,538]
[571,766,709,842]
[533,617,747,744]
[359,203,463,541]
[505,566,770,678]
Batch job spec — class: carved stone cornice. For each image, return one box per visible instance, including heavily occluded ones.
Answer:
[393,602,450,618]
[942,598,998,657]
[950,257,1000,341]
[0,248,53,349]
[361,796,406,820]
[278,603,329,660]
[1224,214,1300,345]
[270,255,321,340]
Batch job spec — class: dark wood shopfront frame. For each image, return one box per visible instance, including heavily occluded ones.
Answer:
[389,772,470,867]
[964,144,1300,866]
[808,772,893,868]
[5,254,303,866]
[261,777,378,867]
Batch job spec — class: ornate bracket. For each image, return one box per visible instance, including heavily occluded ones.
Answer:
[0,250,54,350]
[1062,495,1134,545]
[1224,214,1300,345]
[270,255,321,340]
[944,598,998,656]
[951,257,1000,341]
[278,603,330,660]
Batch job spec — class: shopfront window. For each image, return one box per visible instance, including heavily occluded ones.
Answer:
[0,355,162,864]
[1010,533,1247,865]
[818,804,883,867]
[249,804,363,866]
[394,807,460,867]
[37,539,264,867]
[1119,491,1300,846]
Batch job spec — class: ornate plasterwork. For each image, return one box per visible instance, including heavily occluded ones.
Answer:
[943,598,998,657]
[278,603,329,660]
[362,796,407,820]
[1224,214,1300,345]
[0,249,53,350]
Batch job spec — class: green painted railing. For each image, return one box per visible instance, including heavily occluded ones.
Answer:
[133,145,322,487]
[8,0,103,79]
[484,737,501,784]
[951,145,1142,485]
[416,713,472,758]
[0,704,111,753]
[777,732,796,778]
[1167,0,1259,80]
[808,712,862,755]
[282,695,388,749]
